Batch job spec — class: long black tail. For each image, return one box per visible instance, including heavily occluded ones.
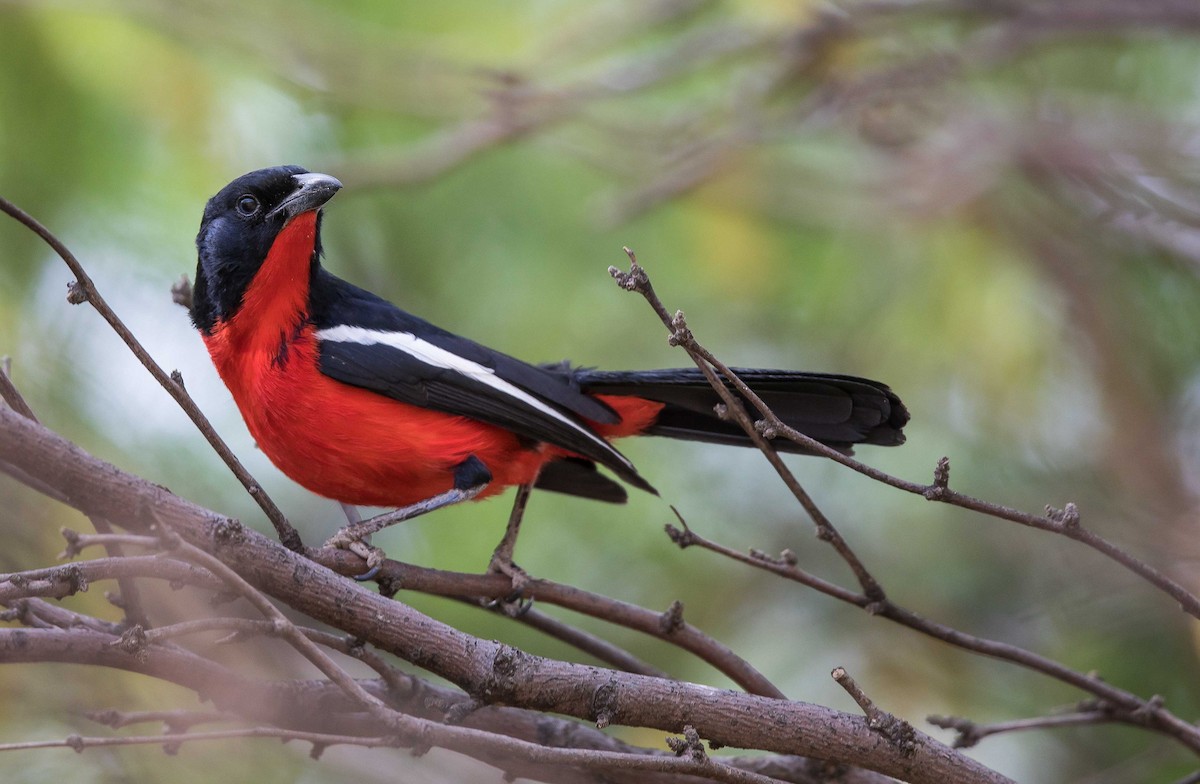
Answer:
[576,367,908,453]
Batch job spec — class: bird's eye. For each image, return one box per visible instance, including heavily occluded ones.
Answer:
[236,195,259,216]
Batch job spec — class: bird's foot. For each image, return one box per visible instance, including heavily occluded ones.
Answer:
[485,553,533,617]
[325,528,386,581]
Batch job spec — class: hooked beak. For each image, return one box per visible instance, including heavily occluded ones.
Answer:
[269,172,343,221]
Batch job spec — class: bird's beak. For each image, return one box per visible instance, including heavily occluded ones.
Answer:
[269,172,343,221]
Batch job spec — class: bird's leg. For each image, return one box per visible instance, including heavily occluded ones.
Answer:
[487,482,533,602]
[325,456,492,579]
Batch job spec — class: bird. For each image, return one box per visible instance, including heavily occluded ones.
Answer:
[190,165,909,577]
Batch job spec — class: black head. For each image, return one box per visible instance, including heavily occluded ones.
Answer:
[191,165,342,333]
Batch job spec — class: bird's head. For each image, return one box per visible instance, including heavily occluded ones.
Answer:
[192,166,342,333]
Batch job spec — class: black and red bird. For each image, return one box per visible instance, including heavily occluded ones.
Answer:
[191,166,908,559]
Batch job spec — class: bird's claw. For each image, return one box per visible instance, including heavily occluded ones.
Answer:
[325,531,386,581]
[354,562,382,582]
[484,591,534,617]
[485,555,534,616]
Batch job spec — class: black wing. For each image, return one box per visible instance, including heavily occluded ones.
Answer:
[309,270,653,492]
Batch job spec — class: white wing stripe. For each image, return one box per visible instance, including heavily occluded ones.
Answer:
[316,325,630,468]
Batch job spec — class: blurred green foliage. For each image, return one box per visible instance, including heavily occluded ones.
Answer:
[2,1,1200,781]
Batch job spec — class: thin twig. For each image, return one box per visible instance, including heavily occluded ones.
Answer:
[612,253,1200,755]
[503,605,671,679]
[669,515,1200,752]
[0,724,790,784]
[59,530,167,558]
[0,556,220,603]
[611,251,1200,621]
[611,250,884,600]
[5,597,123,635]
[0,196,303,552]
[0,360,37,420]
[928,709,1120,749]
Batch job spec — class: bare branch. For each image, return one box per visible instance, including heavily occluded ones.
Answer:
[613,251,1200,623]
[314,546,784,698]
[612,250,885,598]
[0,196,302,552]
[0,727,400,755]
[928,709,1122,749]
[613,253,1200,756]
[0,405,1013,783]
[0,555,220,604]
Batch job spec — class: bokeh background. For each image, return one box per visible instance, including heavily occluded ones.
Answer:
[2,1,1200,781]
